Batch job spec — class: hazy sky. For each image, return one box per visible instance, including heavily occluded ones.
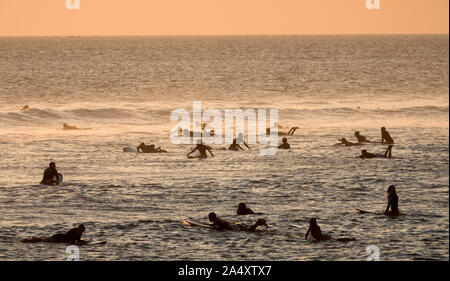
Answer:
[0,0,448,36]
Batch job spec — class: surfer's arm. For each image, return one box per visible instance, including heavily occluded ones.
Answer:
[207,147,214,156]
[305,226,310,240]
[384,202,391,214]
[187,147,197,156]
[244,142,251,150]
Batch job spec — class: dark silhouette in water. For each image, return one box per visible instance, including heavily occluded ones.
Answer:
[266,127,299,136]
[63,123,91,130]
[381,127,394,144]
[305,218,355,242]
[20,105,29,111]
[137,143,167,153]
[208,212,268,232]
[237,202,255,215]
[208,212,232,230]
[278,137,291,149]
[237,218,268,232]
[228,133,251,151]
[335,138,362,146]
[360,145,393,159]
[187,142,214,158]
[41,162,60,186]
[385,185,400,216]
[355,131,373,143]
[21,224,86,244]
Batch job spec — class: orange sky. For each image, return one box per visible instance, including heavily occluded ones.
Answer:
[0,0,448,36]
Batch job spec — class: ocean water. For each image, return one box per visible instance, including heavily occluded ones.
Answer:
[0,35,448,261]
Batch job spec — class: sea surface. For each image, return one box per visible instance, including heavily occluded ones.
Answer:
[0,35,448,261]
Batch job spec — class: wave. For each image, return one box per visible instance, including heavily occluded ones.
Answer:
[0,104,447,128]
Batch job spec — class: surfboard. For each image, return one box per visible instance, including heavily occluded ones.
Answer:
[354,208,373,214]
[123,147,137,153]
[73,240,107,246]
[181,220,214,229]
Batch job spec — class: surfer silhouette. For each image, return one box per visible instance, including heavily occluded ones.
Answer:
[187,142,214,158]
[21,224,86,244]
[360,145,393,159]
[278,137,291,149]
[381,127,394,144]
[305,218,355,242]
[41,162,60,186]
[385,185,400,216]
[355,131,372,143]
[237,202,255,215]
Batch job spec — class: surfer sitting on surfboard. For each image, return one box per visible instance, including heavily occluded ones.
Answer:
[278,137,291,149]
[228,133,251,151]
[355,131,373,143]
[40,162,61,186]
[385,185,400,216]
[236,218,268,232]
[21,224,86,244]
[305,218,355,242]
[187,142,214,158]
[237,202,255,215]
[137,143,167,153]
[360,145,393,159]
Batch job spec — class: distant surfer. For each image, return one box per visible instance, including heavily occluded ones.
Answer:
[237,202,255,215]
[208,212,232,230]
[208,212,268,232]
[335,138,361,146]
[266,127,299,136]
[305,218,355,242]
[40,162,61,186]
[20,105,29,111]
[21,224,86,244]
[381,127,394,144]
[354,131,373,143]
[360,145,393,159]
[63,123,91,131]
[137,143,167,153]
[228,133,251,151]
[187,142,214,158]
[278,137,291,149]
[236,218,268,232]
[385,185,400,216]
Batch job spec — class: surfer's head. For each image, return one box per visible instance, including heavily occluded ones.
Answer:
[282,137,288,144]
[256,218,268,228]
[381,127,386,132]
[355,131,360,136]
[138,143,145,148]
[49,162,56,168]
[340,138,347,143]
[309,218,317,226]
[238,203,246,210]
[361,150,368,156]
[387,185,396,195]
[77,224,86,234]
[208,212,217,222]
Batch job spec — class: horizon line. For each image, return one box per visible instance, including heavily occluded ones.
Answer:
[0,32,448,38]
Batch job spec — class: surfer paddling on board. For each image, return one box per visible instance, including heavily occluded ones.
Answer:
[208,213,233,230]
[305,218,355,242]
[137,143,167,153]
[360,145,393,159]
[385,185,400,216]
[21,224,86,244]
[40,162,62,186]
[237,202,255,215]
[335,138,362,146]
[208,213,268,232]
[187,141,214,159]
[381,127,394,144]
